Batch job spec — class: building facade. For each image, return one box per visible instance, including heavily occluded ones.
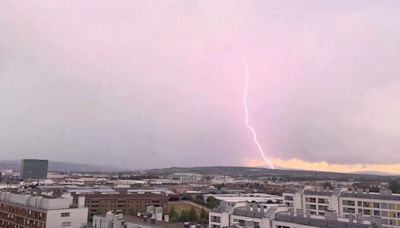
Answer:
[72,192,168,217]
[20,159,49,181]
[0,191,88,228]
[283,188,400,227]
[209,202,378,228]
[92,211,198,228]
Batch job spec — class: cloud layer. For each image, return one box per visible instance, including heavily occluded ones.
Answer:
[1,1,400,170]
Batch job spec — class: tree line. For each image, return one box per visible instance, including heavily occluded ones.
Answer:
[169,206,208,224]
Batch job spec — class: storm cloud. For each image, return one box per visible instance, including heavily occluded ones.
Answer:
[1,1,400,169]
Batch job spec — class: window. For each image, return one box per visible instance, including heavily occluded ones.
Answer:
[61,212,70,217]
[318,205,328,211]
[211,216,221,223]
[284,195,294,201]
[318,198,328,204]
[61,222,71,227]
[343,200,355,206]
[343,207,355,213]
[306,204,316,210]
[363,202,371,208]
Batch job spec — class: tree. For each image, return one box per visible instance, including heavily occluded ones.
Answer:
[179,210,188,222]
[96,208,106,215]
[169,206,179,222]
[127,208,137,216]
[187,206,198,222]
[206,196,220,208]
[199,208,208,224]
[389,179,400,193]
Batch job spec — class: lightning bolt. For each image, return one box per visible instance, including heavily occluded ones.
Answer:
[243,61,275,169]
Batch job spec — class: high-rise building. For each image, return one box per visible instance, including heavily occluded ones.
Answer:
[20,159,49,181]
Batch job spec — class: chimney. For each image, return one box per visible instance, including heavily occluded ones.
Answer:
[296,209,303,217]
[78,196,85,208]
[325,212,338,221]
[289,208,294,216]
[356,214,363,224]
[348,214,355,223]
[164,215,169,223]
[252,204,258,212]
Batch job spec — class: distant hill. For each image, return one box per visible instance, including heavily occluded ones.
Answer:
[0,160,122,172]
[144,166,398,181]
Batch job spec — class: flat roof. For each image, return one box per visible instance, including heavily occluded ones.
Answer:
[275,213,369,228]
[341,192,400,201]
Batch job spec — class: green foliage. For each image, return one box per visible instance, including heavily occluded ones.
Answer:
[389,179,400,193]
[127,208,137,216]
[199,207,209,224]
[179,210,188,222]
[187,207,198,222]
[206,196,220,208]
[96,208,106,215]
[169,206,179,222]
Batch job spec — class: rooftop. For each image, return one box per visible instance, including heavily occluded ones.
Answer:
[274,213,370,228]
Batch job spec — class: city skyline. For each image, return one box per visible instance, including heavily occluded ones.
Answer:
[1,1,400,173]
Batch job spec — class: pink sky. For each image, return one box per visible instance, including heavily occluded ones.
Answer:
[1,1,400,171]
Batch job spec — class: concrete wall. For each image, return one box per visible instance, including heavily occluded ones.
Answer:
[46,207,88,228]
[40,197,72,210]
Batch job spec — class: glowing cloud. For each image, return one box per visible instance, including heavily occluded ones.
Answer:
[246,158,400,175]
[243,61,274,169]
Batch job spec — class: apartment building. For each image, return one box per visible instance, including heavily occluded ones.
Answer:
[283,189,339,216]
[72,192,168,217]
[92,211,202,228]
[209,202,377,228]
[283,188,400,227]
[0,191,88,228]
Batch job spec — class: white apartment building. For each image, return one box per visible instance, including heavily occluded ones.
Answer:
[93,211,203,228]
[0,191,88,228]
[283,188,400,227]
[209,202,378,228]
